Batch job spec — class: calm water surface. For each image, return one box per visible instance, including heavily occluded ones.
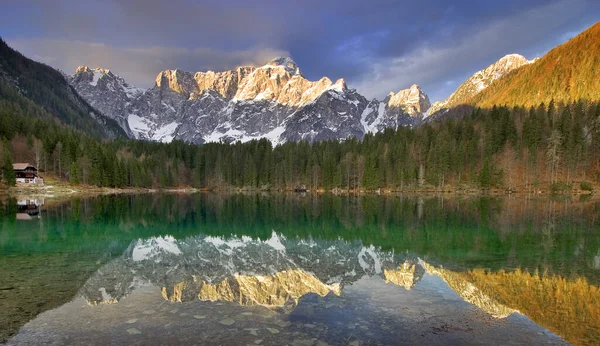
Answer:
[1,194,599,345]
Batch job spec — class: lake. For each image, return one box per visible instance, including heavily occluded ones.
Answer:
[1,193,599,345]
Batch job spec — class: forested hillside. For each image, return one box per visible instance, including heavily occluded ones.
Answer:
[1,24,600,192]
[471,22,600,108]
[0,39,125,138]
[1,72,599,192]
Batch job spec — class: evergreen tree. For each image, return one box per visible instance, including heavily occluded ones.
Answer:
[2,141,15,186]
[26,133,34,148]
[479,158,491,188]
[70,161,80,185]
[546,130,562,183]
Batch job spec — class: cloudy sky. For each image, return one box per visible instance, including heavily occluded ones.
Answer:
[2,0,599,101]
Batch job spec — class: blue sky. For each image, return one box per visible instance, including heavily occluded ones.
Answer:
[1,0,599,101]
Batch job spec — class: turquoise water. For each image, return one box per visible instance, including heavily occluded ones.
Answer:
[1,194,599,345]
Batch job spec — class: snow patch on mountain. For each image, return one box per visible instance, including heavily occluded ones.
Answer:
[266,231,286,252]
[153,121,180,143]
[128,113,151,136]
[90,70,103,86]
[358,246,383,274]
[262,126,286,145]
[131,235,181,262]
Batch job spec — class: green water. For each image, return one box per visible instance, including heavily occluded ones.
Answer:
[1,194,599,345]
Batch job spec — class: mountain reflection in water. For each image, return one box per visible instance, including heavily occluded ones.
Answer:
[1,193,600,345]
[81,232,419,308]
[78,232,525,321]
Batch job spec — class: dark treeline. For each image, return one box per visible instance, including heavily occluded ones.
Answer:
[1,75,600,191]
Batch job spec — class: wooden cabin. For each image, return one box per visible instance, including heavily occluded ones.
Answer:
[13,163,40,184]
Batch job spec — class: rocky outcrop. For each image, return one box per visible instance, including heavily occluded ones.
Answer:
[155,68,197,95]
[193,66,255,99]
[280,87,368,142]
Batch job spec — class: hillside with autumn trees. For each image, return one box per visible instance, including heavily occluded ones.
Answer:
[471,21,600,108]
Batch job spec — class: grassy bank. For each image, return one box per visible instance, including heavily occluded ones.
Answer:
[1,175,596,201]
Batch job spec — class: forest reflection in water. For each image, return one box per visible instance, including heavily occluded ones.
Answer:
[1,193,599,345]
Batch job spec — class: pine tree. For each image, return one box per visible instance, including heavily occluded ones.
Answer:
[546,130,562,183]
[2,142,15,186]
[26,133,34,149]
[70,161,80,185]
[479,158,491,188]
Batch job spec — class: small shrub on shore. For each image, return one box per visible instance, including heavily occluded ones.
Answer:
[580,181,593,192]
[550,182,572,194]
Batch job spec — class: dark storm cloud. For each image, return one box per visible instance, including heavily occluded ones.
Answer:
[2,0,599,100]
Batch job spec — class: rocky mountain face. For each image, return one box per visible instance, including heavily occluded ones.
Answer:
[361,84,431,132]
[388,84,431,116]
[69,58,431,144]
[68,66,143,137]
[428,54,533,117]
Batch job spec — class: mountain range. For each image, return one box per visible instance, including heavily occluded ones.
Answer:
[68,53,528,145]
[2,21,600,145]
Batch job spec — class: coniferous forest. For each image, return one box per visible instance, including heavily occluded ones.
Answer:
[1,71,599,192]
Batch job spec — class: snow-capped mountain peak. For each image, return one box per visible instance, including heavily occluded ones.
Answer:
[264,56,300,75]
[75,65,110,75]
[360,84,432,133]
[329,78,348,93]
[74,66,112,86]
[69,66,144,137]
[428,53,533,116]
[387,84,431,116]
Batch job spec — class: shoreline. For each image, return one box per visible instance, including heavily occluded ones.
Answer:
[1,180,596,201]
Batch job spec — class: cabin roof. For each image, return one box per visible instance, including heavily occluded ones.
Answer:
[13,163,36,171]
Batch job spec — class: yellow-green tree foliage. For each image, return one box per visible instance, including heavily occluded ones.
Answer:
[472,22,600,108]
